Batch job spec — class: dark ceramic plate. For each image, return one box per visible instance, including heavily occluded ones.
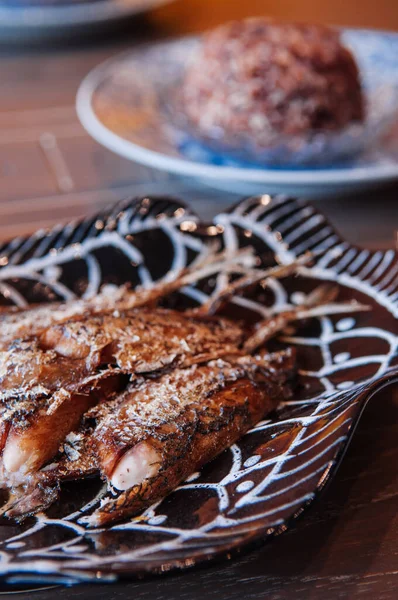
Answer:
[0,195,396,585]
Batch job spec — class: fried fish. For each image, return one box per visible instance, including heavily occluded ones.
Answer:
[0,248,367,525]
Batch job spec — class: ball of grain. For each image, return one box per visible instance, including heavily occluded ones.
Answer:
[182,19,364,148]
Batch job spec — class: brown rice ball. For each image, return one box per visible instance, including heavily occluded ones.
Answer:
[182,19,364,149]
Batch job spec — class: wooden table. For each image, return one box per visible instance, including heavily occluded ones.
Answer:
[0,2,397,598]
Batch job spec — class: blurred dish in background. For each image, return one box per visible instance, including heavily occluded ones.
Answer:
[77,26,398,198]
[0,0,175,41]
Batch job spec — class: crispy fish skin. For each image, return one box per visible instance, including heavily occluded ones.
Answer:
[93,352,293,479]
[90,379,265,526]
[85,350,294,526]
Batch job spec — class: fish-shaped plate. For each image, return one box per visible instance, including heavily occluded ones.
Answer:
[0,195,396,585]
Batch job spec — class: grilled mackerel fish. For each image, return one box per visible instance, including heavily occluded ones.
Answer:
[0,248,367,525]
[0,249,304,487]
[87,350,294,526]
[5,349,294,524]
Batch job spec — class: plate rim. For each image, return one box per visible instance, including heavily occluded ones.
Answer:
[76,31,398,189]
[0,0,174,28]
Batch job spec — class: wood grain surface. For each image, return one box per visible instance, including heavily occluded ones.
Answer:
[0,1,397,598]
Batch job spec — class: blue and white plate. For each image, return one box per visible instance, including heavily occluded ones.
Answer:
[77,29,398,198]
[0,0,174,41]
